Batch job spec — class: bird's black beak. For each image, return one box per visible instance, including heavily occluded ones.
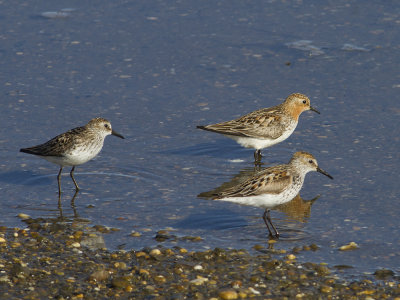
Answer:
[112,130,125,139]
[310,106,320,114]
[317,167,333,179]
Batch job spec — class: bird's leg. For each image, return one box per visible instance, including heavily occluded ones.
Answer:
[70,166,80,191]
[254,150,262,165]
[253,150,259,162]
[262,209,279,238]
[71,190,79,217]
[57,167,63,196]
[262,209,274,237]
[57,191,62,214]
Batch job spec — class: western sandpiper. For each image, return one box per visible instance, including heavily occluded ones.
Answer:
[210,151,333,238]
[20,118,124,194]
[197,93,320,163]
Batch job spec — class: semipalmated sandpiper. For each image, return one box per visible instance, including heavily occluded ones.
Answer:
[20,118,124,194]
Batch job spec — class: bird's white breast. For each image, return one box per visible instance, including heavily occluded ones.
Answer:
[226,122,297,150]
[217,177,304,209]
[43,140,104,166]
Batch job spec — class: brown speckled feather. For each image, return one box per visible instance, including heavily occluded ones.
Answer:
[199,104,290,139]
[20,126,88,157]
[214,165,293,199]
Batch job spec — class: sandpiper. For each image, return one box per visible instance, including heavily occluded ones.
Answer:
[211,151,333,238]
[20,118,124,194]
[197,93,320,163]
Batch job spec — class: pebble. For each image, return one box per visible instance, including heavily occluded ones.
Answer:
[154,275,166,283]
[320,285,333,293]
[114,262,128,270]
[248,287,260,295]
[149,249,161,256]
[374,269,395,279]
[0,222,398,299]
[111,277,130,289]
[89,269,109,282]
[190,276,208,285]
[17,213,30,220]
[70,242,81,248]
[130,231,141,237]
[219,289,238,300]
[339,242,359,251]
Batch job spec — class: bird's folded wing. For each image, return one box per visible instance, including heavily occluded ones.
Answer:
[214,167,292,198]
[204,108,286,139]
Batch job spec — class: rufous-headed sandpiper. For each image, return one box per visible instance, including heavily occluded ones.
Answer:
[197,93,320,163]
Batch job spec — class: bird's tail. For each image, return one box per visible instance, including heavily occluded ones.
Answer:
[20,148,38,155]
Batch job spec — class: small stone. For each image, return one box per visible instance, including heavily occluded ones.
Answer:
[231,280,242,288]
[287,254,296,260]
[339,242,359,251]
[296,293,306,298]
[145,285,155,292]
[71,242,81,248]
[194,265,203,270]
[292,246,302,254]
[320,285,333,293]
[54,270,64,276]
[139,269,150,277]
[179,248,188,254]
[0,237,6,243]
[374,269,395,279]
[190,276,208,285]
[357,290,376,296]
[164,249,174,255]
[73,231,83,240]
[17,213,30,220]
[150,249,161,256]
[248,287,260,295]
[136,251,147,258]
[154,275,166,283]
[125,285,134,292]
[315,265,330,276]
[253,244,265,251]
[89,269,109,282]
[114,262,127,270]
[219,289,238,300]
[112,277,130,289]
[10,242,21,248]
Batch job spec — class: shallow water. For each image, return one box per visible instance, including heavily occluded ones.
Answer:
[1,0,399,277]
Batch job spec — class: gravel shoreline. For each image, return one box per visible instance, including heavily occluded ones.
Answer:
[1,217,399,299]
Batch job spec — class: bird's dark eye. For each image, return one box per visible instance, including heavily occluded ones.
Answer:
[303,100,307,104]
[308,160,313,164]
[104,124,109,129]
